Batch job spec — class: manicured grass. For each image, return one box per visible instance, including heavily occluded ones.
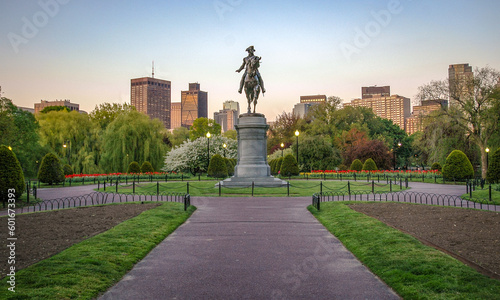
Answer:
[461,185,500,205]
[0,202,195,299]
[309,202,500,299]
[98,180,408,197]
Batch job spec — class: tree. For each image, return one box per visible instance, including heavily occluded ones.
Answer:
[350,159,363,171]
[40,106,69,113]
[99,110,167,173]
[208,154,228,178]
[38,153,65,185]
[162,135,237,174]
[486,148,500,183]
[141,161,154,173]
[291,136,340,171]
[280,154,299,176]
[1,98,44,178]
[362,158,378,171]
[339,128,392,169]
[170,127,190,148]
[431,162,442,172]
[442,150,474,180]
[189,118,222,140]
[89,102,135,130]
[0,145,25,202]
[128,161,141,173]
[268,112,301,153]
[223,130,237,140]
[417,66,500,178]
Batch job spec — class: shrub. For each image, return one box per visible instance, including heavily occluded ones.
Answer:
[38,152,65,185]
[0,145,25,202]
[431,162,442,172]
[442,150,474,180]
[486,148,500,183]
[280,154,299,177]
[141,161,154,173]
[63,164,74,176]
[350,159,363,171]
[274,157,284,175]
[362,158,378,171]
[337,164,348,171]
[208,154,228,178]
[269,159,276,175]
[225,158,235,176]
[127,161,141,174]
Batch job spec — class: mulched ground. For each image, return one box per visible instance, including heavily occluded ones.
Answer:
[0,203,160,278]
[349,203,500,279]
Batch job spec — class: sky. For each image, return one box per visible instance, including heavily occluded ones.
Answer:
[1,0,500,121]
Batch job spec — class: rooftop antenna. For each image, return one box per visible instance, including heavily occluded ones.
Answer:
[152,60,155,78]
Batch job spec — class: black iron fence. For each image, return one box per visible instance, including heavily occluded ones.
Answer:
[312,190,499,212]
[0,191,191,215]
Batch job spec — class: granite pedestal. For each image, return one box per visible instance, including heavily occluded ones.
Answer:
[219,113,287,187]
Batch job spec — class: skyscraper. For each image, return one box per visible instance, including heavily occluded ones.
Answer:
[131,77,171,128]
[362,86,390,99]
[214,100,239,133]
[170,102,182,130]
[181,83,208,128]
[448,63,473,106]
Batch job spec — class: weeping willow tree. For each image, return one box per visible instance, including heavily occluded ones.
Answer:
[99,111,167,173]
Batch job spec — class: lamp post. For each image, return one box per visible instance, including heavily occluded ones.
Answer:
[486,147,490,171]
[280,142,284,158]
[63,142,68,164]
[295,130,300,165]
[394,142,401,170]
[223,143,227,158]
[206,132,211,171]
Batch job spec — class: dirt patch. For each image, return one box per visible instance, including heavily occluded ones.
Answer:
[0,203,160,278]
[349,203,500,279]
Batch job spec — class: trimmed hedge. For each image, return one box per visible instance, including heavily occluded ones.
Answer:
[274,157,284,175]
[127,161,141,174]
[486,148,500,183]
[208,154,228,178]
[431,162,442,172]
[63,164,74,176]
[350,159,363,171]
[141,161,154,173]
[442,150,474,180]
[38,152,65,185]
[225,158,235,176]
[0,145,25,202]
[362,158,378,171]
[280,154,299,176]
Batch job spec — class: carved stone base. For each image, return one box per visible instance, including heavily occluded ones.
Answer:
[218,113,287,187]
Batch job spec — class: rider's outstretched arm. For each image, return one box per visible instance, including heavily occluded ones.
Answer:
[236,59,246,72]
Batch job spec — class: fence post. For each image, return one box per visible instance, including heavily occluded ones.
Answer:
[252,181,254,197]
[287,181,290,197]
[133,181,135,194]
[348,181,351,195]
[400,178,402,190]
[187,182,189,194]
[26,183,30,203]
[98,180,100,190]
[104,181,106,191]
[489,184,492,201]
[372,181,374,194]
[116,180,118,193]
[466,181,469,194]
[390,180,392,192]
[320,181,323,195]
[354,173,357,181]
[219,182,221,196]
[157,181,159,196]
[33,185,37,199]
[469,183,472,199]
[182,174,184,181]
[165,174,168,182]
[198,173,201,181]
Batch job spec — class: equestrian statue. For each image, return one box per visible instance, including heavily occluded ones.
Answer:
[236,46,266,114]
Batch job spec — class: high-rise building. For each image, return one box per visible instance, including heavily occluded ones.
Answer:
[293,103,315,118]
[34,99,79,114]
[214,100,239,133]
[170,102,182,130]
[131,77,171,128]
[300,95,326,104]
[405,99,448,135]
[362,86,390,99]
[343,94,411,130]
[448,63,473,106]
[181,83,208,128]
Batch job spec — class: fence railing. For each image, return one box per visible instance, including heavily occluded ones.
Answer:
[0,191,191,215]
[312,190,499,212]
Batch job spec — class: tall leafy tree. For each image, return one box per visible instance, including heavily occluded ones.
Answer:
[89,102,135,130]
[189,118,222,140]
[417,66,500,178]
[99,110,167,173]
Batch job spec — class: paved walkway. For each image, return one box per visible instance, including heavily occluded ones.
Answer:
[99,196,400,299]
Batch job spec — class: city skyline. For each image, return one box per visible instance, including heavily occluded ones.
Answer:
[1,0,500,121]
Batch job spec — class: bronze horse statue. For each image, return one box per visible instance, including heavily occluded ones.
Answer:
[244,56,262,114]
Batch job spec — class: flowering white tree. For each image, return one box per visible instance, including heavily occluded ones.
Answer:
[162,135,237,174]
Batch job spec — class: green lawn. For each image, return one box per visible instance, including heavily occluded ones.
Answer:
[461,185,500,205]
[97,179,408,197]
[0,202,195,300]
[309,202,500,299]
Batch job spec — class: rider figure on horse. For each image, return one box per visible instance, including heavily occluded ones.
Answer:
[236,46,266,94]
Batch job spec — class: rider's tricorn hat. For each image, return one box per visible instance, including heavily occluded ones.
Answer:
[246,46,255,52]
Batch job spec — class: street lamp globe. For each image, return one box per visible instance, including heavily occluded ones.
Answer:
[486,148,490,153]
[206,132,211,138]
[295,130,299,137]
